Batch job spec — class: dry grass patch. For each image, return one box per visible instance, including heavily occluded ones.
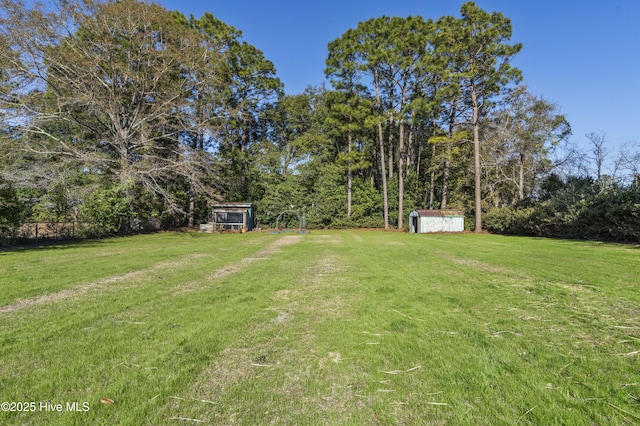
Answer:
[311,233,343,245]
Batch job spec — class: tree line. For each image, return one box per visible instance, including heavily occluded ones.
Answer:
[1,0,638,243]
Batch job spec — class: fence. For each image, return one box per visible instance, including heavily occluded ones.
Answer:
[18,222,81,241]
[0,222,84,247]
[2,218,162,247]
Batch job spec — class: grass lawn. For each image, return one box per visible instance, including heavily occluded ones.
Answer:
[0,230,639,425]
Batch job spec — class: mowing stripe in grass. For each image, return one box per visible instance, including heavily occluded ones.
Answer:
[0,253,212,313]
[0,234,308,425]
[168,240,359,423]
[172,235,302,295]
[0,234,299,313]
[1,231,639,424]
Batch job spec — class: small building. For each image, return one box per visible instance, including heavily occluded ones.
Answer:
[209,203,256,231]
[409,210,464,233]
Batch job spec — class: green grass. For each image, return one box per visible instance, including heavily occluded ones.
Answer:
[1,231,639,424]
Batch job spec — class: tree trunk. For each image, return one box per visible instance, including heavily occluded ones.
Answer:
[240,111,249,195]
[378,121,389,229]
[518,152,525,201]
[347,131,353,218]
[188,180,195,228]
[374,70,389,229]
[397,120,405,230]
[440,156,450,210]
[441,118,455,210]
[406,125,413,178]
[388,126,394,180]
[428,144,436,210]
[472,87,482,233]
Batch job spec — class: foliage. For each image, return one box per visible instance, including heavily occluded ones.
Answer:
[255,174,306,228]
[484,174,640,242]
[435,2,522,232]
[1,0,224,230]
[81,185,134,237]
[1,0,638,242]
[0,178,25,241]
[484,86,571,207]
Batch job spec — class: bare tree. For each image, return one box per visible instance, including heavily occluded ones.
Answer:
[611,141,640,185]
[486,86,571,204]
[585,132,609,182]
[0,0,224,216]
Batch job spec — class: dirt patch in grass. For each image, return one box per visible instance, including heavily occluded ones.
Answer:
[215,236,302,276]
[273,253,347,318]
[189,346,256,396]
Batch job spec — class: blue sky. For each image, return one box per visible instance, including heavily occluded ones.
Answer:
[160,0,639,158]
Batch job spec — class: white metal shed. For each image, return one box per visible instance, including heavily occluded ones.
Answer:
[409,210,464,233]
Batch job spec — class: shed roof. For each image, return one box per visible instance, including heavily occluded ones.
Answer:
[410,209,464,217]
[212,203,254,209]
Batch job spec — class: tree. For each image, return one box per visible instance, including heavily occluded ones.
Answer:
[613,142,640,184]
[270,87,329,177]
[326,24,390,229]
[214,37,283,202]
[486,86,570,205]
[325,50,372,219]
[585,132,609,182]
[436,2,522,231]
[0,177,25,241]
[0,31,17,111]
[327,16,436,229]
[1,0,224,226]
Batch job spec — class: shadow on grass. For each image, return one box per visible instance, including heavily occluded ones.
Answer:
[0,238,108,254]
[0,230,212,254]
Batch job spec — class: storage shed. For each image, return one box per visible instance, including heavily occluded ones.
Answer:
[210,203,256,231]
[409,210,464,233]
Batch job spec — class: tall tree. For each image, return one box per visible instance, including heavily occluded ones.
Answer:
[327,16,435,229]
[436,2,522,231]
[325,40,373,218]
[1,0,227,226]
[387,16,433,230]
[179,11,282,223]
[186,13,284,203]
[327,23,396,228]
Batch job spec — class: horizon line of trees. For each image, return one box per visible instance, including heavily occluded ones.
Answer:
[1,0,639,244]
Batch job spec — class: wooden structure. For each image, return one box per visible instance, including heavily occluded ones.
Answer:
[206,203,256,232]
[409,210,464,233]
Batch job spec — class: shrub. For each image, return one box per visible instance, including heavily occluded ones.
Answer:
[0,179,26,243]
[485,176,640,243]
[81,186,133,237]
